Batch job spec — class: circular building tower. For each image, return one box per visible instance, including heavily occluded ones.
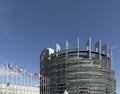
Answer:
[40,38,116,94]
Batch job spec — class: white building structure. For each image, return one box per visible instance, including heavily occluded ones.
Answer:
[0,83,39,94]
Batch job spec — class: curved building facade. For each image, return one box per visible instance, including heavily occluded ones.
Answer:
[40,38,116,94]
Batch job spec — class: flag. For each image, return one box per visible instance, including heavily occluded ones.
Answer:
[27,71,31,76]
[39,74,43,79]
[11,65,14,71]
[8,64,12,70]
[4,64,8,69]
[20,67,23,74]
[8,64,14,71]
[30,73,34,77]
[24,70,28,75]
[16,66,20,72]
[34,72,39,78]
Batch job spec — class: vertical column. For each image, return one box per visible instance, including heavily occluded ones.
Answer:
[66,40,69,50]
[101,44,108,68]
[56,43,61,52]
[108,48,112,69]
[95,40,101,60]
[99,40,101,60]
[110,49,112,69]
[77,37,80,59]
[86,37,91,59]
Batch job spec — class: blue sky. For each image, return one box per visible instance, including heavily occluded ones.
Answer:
[0,0,120,93]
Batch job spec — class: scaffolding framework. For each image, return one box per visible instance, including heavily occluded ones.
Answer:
[40,39,116,94]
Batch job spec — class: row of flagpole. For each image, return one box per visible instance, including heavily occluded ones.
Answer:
[0,63,41,94]
[0,64,42,94]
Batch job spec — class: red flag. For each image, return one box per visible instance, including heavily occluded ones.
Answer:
[39,74,43,79]
[16,66,20,72]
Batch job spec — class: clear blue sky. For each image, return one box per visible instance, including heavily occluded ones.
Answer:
[0,0,120,93]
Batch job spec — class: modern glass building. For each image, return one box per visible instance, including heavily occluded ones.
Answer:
[40,38,116,94]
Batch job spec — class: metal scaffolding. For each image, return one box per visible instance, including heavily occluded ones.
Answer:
[40,38,116,94]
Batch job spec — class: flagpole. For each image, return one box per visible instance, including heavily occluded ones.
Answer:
[20,70,22,94]
[41,75,43,94]
[31,74,32,94]
[40,76,41,94]
[2,67,4,83]
[24,69,26,94]
[7,63,10,93]
[32,74,33,94]
[7,64,9,84]
[29,73,31,93]
[7,63,9,94]
[16,65,18,94]
[32,73,34,94]
[38,77,40,94]
[3,64,7,84]
[30,73,32,94]
[2,64,5,84]
[26,70,29,93]
[3,70,5,84]
[11,63,14,94]
[41,77,42,94]
[1,64,4,93]
[27,73,29,93]
[28,72,31,94]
